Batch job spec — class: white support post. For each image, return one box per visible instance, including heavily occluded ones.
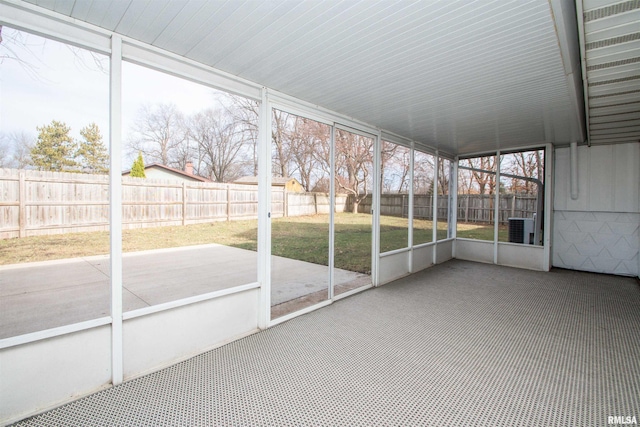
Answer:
[448,158,456,240]
[432,151,439,265]
[109,35,123,386]
[328,126,336,300]
[372,131,381,287]
[257,88,271,329]
[408,142,414,272]
[543,143,553,271]
[494,152,501,264]
[451,158,458,242]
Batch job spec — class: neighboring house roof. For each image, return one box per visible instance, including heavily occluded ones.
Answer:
[122,163,210,182]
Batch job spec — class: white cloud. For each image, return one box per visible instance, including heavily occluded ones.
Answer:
[2,27,225,168]
[1,28,109,140]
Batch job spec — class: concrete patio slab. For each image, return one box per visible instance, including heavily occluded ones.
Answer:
[0,244,368,339]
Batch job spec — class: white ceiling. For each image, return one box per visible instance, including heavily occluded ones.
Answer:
[17,0,595,155]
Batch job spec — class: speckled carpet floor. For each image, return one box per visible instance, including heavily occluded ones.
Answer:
[14,260,640,426]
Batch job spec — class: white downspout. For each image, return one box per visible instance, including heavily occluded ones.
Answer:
[570,142,579,200]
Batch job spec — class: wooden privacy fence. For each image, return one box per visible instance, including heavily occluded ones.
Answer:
[285,193,350,216]
[0,169,282,239]
[345,193,537,223]
[356,194,450,220]
[456,193,538,224]
[0,169,539,239]
[362,193,537,224]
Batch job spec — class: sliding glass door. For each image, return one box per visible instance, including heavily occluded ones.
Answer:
[333,128,374,296]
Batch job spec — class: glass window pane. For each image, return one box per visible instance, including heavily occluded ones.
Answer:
[334,129,373,296]
[270,110,330,319]
[499,149,545,245]
[121,62,259,311]
[380,141,410,253]
[437,158,452,240]
[0,28,110,338]
[457,155,497,241]
[413,150,435,245]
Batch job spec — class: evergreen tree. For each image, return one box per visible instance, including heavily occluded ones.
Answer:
[31,120,78,171]
[77,123,109,174]
[130,152,146,178]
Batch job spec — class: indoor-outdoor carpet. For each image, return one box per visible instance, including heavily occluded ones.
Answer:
[13,260,640,426]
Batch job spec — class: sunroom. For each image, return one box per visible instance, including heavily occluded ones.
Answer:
[1,0,639,425]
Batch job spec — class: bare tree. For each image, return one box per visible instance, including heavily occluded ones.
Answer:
[127,103,187,168]
[0,26,47,81]
[312,125,333,193]
[335,130,374,213]
[188,109,248,182]
[287,117,330,191]
[1,26,107,80]
[507,150,543,193]
[225,102,343,194]
[437,158,451,195]
[10,131,35,169]
[0,134,10,168]
[381,142,410,193]
[414,151,435,195]
[222,94,259,175]
[271,109,294,178]
[467,156,496,195]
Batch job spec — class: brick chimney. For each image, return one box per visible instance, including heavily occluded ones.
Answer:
[185,162,193,175]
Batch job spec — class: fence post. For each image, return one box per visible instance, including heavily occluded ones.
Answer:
[226,185,231,222]
[314,192,318,215]
[283,188,288,217]
[182,182,187,226]
[511,194,516,219]
[18,171,26,238]
[464,195,469,223]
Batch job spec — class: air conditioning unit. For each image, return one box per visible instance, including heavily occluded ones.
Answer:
[508,218,534,244]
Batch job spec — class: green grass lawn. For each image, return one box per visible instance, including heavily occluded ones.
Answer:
[0,214,505,273]
[457,222,508,241]
[334,214,371,273]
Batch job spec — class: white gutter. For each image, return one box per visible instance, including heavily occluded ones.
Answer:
[575,0,591,146]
